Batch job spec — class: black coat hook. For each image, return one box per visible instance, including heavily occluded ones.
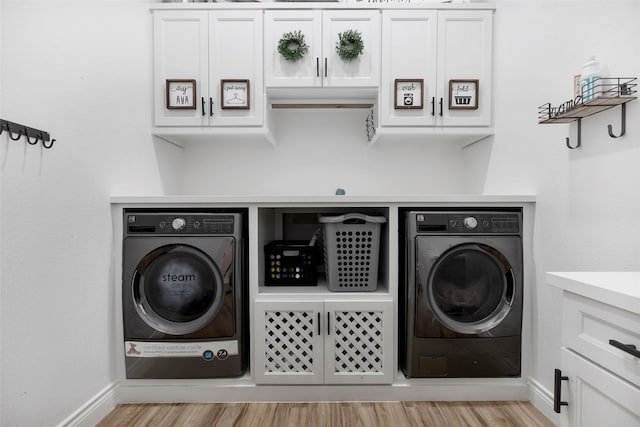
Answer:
[607,102,626,138]
[26,130,40,145]
[566,118,582,149]
[9,126,23,141]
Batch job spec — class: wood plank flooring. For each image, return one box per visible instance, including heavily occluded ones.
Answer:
[97,401,554,427]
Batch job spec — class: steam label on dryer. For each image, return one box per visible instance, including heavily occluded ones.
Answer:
[124,340,238,359]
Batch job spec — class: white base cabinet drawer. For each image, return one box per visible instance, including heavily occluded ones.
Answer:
[559,348,640,427]
[563,292,640,387]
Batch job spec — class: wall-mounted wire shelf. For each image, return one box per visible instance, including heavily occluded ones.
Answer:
[538,77,637,149]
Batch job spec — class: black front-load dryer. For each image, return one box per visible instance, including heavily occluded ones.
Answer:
[122,210,246,379]
[402,210,523,378]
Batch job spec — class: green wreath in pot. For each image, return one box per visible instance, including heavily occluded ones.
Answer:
[335,29,364,61]
[277,30,309,62]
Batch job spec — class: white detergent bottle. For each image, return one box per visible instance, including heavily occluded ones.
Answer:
[579,56,602,102]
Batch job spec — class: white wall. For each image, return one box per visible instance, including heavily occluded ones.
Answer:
[180,109,468,195]
[1,0,639,425]
[471,0,640,407]
[1,1,161,425]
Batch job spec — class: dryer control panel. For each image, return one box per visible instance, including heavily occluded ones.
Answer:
[414,211,520,235]
[125,213,235,235]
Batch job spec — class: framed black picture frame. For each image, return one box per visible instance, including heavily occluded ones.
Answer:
[221,79,250,110]
[394,79,424,110]
[449,79,479,110]
[166,79,196,110]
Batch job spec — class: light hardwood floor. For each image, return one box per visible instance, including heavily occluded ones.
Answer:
[97,401,555,427]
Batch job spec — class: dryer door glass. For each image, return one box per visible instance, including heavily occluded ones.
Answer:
[426,244,515,335]
[133,244,225,335]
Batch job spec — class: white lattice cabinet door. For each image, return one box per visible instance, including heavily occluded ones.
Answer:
[325,299,394,384]
[254,300,324,384]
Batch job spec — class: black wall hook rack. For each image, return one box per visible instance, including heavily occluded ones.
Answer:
[0,118,55,149]
[538,77,636,149]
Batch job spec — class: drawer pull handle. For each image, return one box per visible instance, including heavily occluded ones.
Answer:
[553,368,569,413]
[609,339,640,358]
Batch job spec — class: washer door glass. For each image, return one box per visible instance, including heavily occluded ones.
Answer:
[133,244,224,335]
[427,243,515,334]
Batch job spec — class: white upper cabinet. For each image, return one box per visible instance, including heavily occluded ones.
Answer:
[264,10,381,88]
[153,10,263,127]
[380,10,437,126]
[380,9,492,127]
[437,10,492,126]
[264,11,323,88]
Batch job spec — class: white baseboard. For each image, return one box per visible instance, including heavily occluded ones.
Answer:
[57,378,548,425]
[117,379,529,403]
[528,376,559,426]
[57,382,118,427]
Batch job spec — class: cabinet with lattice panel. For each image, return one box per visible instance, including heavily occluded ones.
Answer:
[253,298,393,385]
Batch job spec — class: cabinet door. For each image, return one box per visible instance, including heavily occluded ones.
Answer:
[560,348,640,427]
[437,10,492,126]
[380,10,437,126]
[264,11,323,88]
[209,11,264,126]
[153,11,209,127]
[254,300,324,384]
[324,300,394,384]
[323,10,381,88]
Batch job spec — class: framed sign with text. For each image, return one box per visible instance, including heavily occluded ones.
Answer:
[394,79,424,110]
[166,79,196,110]
[221,79,250,110]
[449,79,479,110]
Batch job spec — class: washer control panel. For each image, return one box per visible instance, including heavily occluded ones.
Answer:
[415,212,520,234]
[126,213,235,235]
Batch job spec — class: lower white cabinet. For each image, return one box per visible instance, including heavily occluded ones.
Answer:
[559,349,640,427]
[550,278,640,427]
[253,298,394,385]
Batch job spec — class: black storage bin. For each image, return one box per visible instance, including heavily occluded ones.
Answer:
[264,240,318,286]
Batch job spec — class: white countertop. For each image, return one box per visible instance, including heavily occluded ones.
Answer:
[546,272,640,315]
[110,194,535,206]
[151,2,496,11]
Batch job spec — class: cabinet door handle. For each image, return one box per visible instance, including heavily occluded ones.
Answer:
[609,339,640,358]
[431,97,435,116]
[209,97,214,117]
[553,368,569,413]
[439,97,443,117]
[317,312,321,336]
[324,57,327,78]
[316,57,320,78]
[327,312,331,336]
[201,97,206,116]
